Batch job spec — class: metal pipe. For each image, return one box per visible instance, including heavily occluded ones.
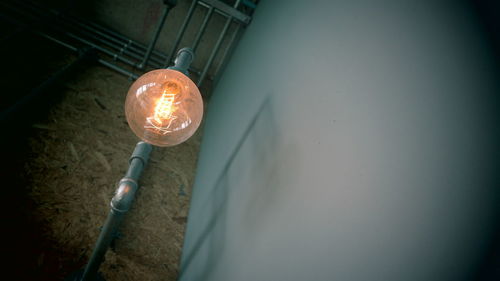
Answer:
[76,48,194,280]
[59,14,165,63]
[1,1,138,68]
[2,0,204,77]
[36,32,78,52]
[12,0,166,66]
[196,19,231,86]
[79,142,153,281]
[19,0,144,51]
[36,29,140,80]
[198,0,250,25]
[213,24,240,83]
[167,47,195,75]
[65,24,156,66]
[98,59,139,80]
[138,4,172,69]
[197,0,241,86]
[65,32,138,67]
[59,20,168,69]
[197,1,247,25]
[164,0,198,67]
[192,6,213,52]
[53,14,203,74]
[6,2,140,67]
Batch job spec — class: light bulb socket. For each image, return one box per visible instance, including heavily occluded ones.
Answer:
[167,47,195,75]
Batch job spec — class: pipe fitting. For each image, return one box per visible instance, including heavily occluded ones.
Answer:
[110,178,138,213]
[168,47,195,75]
[129,141,153,165]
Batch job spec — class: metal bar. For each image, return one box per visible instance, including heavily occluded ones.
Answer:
[38,30,140,82]
[164,0,198,67]
[80,142,153,281]
[39,22,198,79]
[138,5,171,69]
[57,18,204,73]
[65,32,137,66]
[197,1,243,24]
[197,0,242,87]
[242,0,257,9]
[63,17,152,61]
[16,0,165,63]
[78,20,182,67]
[7,0,152,68]
[199,0,250,25]
[2,0,204,77]
[51,15,169,69]
[192,6,213,52]
[98,59,139,80]
[197,19,230,86]
[1,1,153,77]
[79,209,124,281]
[60,14,161,61]
[196,18,230,86]
[62,23,153,66]
[37,32,78,52]
[213,23,240,83]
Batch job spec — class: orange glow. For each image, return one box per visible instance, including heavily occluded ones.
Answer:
[145,81,181,134]
[125,69,203,147]
[153,92,175,123]
[153,82,179,123]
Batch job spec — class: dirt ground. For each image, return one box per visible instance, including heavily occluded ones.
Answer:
[4,62,207,281]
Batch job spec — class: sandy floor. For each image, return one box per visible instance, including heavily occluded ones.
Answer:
[15,64,206,281]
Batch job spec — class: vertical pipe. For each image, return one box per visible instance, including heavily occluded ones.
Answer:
[79,142,152,281]
[192,6,214,52]
[138,4,171,69]
[197,0,241,87]
[164,0,198,67]
[167,47,195,75]
[80,210,125,281]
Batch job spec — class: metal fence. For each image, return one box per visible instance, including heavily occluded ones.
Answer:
[0,0,257,87]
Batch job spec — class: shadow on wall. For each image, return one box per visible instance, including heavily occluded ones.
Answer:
[179,95,290,279]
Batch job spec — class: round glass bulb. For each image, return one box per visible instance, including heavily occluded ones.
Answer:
[125,69,203,147]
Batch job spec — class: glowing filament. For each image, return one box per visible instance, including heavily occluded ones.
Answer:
[145,82,180,134]
[153,91,175,123]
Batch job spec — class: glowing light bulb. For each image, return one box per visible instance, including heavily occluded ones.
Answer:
[125,69,203,147]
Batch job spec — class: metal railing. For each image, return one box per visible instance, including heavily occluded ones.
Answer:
[0,0,257,87]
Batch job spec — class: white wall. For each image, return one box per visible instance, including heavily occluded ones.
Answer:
[180,1,500,281]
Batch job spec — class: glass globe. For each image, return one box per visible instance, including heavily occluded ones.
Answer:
[125,69,203,147]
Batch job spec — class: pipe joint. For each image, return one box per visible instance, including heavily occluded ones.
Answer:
[168,47,195,75]
[129,141,152,166]
[110,178,138,213]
